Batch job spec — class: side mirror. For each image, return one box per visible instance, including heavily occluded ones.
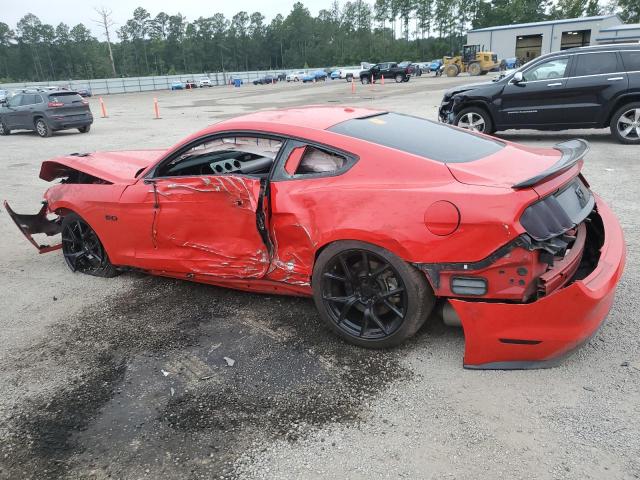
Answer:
[513,72,524,83]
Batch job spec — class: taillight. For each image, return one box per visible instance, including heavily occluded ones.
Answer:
[48,101,64,107]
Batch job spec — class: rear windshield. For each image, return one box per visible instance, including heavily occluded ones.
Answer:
[328,113,504,163]
[48,92,84,104]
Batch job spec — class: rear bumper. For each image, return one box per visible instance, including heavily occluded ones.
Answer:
[48,116,93,130]
[450,195,625,369]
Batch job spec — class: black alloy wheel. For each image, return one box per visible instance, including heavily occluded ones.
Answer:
[313,241,434,348]
[61,213,118,277]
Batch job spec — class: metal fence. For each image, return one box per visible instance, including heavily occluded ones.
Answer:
[0,68,326,95]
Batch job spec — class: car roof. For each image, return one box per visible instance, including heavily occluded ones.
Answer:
[216,106,382,131]
[555,43,640,54]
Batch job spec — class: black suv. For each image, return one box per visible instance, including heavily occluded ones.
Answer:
[0,90,93,138]
[439,44,640,144]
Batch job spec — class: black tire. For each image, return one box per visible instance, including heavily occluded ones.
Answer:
[402,76,410,82]
[395,74,403,83]
[610,102,640,144]
[454,106,494,134]
[361,76,370,85]
[0,120,9,136]
[78,125,91,133]
[34,117,52,137]
[312,240,435,349]
[61,212,119,278]
[346,74,353,82]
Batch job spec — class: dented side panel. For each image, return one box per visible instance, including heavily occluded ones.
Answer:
[119,175,271,278]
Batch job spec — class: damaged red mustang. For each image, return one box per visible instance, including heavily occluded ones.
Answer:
[5,107,626,369]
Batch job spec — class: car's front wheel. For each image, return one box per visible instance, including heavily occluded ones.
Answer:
[35,118,52,137]
[610,102,640,144]
[361,76,370,85]
[78,125,91,134]
[454,107,494,134]
[61,213,119,277]
[313,241,434,348]
[0,121,10,136]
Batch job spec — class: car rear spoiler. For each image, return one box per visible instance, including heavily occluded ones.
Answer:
[512,139,589,189]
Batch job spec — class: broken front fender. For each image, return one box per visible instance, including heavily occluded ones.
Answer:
[4,201,62,253]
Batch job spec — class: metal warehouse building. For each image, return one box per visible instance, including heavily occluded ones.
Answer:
[467,15,625,62]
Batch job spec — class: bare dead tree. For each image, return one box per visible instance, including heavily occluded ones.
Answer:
[94,6,117,76]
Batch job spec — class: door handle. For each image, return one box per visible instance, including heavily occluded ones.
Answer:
[607,77,624,81]
[547,82,562,87]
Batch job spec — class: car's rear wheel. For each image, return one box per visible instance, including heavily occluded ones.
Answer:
[78,125,91,133]
[610,103,640,144]
[0,121,9,136]
[61,213,118,277]
[35,118,52,137]
[313,241,434,348]
[395,74,403,83]
[346,74,353,82]
[454,107,494,134]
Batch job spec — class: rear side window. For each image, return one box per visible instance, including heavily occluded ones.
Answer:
[328,113,503,163]
[621,51,640,71]
[296,146,346,174]
[573,53,619,76]
[48,92,84,104]
[20,94,36,106]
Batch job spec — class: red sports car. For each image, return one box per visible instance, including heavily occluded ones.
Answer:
[5,107,625,369]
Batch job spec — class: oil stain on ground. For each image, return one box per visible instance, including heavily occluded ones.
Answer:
[0,275,412,479]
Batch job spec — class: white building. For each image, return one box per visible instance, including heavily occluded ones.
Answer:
[595,23,640,43]
[466,15,623,62]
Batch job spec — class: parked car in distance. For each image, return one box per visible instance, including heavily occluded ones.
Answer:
[0,90,93,137]
[0,89,8,104]
[185,80,197,89]
[429,59,443,72]
[330,69,341,79]
[253,75,278,85]
[360,62,411,84]
[229,76,244,86]
[302,70,327,82]
[398,61,417,76]
[75,85,93,97]
[439,44,640,144]
[277,73,287,81]
[286,71,306,82]
[500,57,520,70]
[339,63,373,82]
[4,106,625,369]
[198,77,212,87]
[410,63,423,76]
[170,82,185,90]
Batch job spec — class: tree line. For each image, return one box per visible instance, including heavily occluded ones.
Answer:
[0,0,637,82]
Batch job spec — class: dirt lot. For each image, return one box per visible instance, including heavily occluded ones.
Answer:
[0,75,638,480]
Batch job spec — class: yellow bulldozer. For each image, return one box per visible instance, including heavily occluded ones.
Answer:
[443,44,499,77]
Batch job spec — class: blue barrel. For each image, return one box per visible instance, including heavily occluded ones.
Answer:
[234,79,241,87]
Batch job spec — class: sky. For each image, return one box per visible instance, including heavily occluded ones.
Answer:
[2,0,329,37]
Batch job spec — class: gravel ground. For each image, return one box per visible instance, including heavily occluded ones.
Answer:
[0,74,638,480]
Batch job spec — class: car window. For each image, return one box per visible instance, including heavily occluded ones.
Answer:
[573,52,619,76]
[621,51,640,71]
[156,136,283,178]
[48,92,84,104]
[7,95,21,107]
[20,94,36,106]
[523,58,569,81]
[295,146,346,175]
[329,112,504,163]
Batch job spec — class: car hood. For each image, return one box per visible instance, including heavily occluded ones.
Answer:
[445,141,567,191]
[443,80,498,98]
[40,149,166,183]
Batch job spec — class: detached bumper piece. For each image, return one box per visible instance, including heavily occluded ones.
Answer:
[4,201,62,253]
[451,196,625,369]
